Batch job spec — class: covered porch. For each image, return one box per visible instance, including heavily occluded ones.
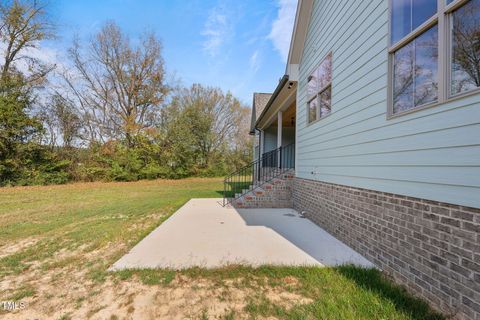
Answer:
[222,77,298,207]
[252,76,298,172]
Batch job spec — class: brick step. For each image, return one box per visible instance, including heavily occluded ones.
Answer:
[228,169,294,208]
[237,189,291,201]
[234,183,288,198]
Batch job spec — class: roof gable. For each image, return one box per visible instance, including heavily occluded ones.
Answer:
[250,93,272,134]
[286,0,314,78]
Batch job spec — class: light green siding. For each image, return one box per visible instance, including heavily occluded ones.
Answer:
[296,0,480,208]
[263,127,296,153]
[264,127,277,153]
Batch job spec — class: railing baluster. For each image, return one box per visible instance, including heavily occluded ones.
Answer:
[222,143,295,206]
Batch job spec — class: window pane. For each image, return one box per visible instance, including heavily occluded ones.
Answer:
[307,75,317,99]
[393,42,414,113]
[391,0,436,44]
[393,25,438,114]
[317,53,332,90]
[392,0,411,44]
[319,87,331,118]
[413,0,437,31]
[308,97,318,123]
[415,25,438,106]
[451,0,480,95]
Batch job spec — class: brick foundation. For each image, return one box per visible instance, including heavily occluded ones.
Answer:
[293,177,480,320]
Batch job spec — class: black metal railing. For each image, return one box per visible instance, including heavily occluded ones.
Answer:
[223,143,295,206]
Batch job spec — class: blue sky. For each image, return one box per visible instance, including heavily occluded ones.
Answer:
[43,0,297,104]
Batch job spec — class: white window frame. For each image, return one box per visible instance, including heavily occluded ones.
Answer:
[387,0,480,119]
[306,52,332,125]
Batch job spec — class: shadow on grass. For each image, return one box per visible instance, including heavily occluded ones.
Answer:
[335,265,446,320]
[110,264,447,319]
[215,190,226,197]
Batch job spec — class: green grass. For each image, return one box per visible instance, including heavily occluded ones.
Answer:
[0,178,223,277]
[0,178,445,319]
[109,265,444,320]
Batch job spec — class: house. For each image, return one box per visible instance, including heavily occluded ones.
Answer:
[229,0,480,318]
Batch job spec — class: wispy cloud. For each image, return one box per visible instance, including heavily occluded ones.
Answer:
[0,41,61,76]
[201,4,232,58]
[249,50,260,74]
[268,0,297,63]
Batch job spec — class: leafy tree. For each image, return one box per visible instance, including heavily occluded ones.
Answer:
[166,84,250,169]
[0,78,40,183]
[0,0,66,186]
[0,0,54,84]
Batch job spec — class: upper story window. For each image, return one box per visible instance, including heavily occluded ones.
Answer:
[451,0,480,95]
[389,0,480,117]
[307,53,332,124]
[391,0,437,45]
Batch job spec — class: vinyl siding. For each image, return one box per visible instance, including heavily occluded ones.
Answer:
[263,127,296,153]
[264,128,277,153]
[296,0,480,208]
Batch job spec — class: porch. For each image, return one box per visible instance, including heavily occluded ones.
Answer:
[253,78,297,169]
[223,78,298,207]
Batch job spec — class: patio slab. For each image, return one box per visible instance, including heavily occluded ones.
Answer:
[110,198,374,270]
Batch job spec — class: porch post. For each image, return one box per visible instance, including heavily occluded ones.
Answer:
[260,130,265,156]
[277,111,282,168]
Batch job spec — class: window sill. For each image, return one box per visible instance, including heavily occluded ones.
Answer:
[305,112,332,127]
[387,87,480,120]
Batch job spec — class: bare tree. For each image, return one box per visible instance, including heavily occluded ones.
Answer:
[393,28,438,112]
[0,0,54,83]
[452,0,480,92]
[63,22,168,147]
[41,93,82,148]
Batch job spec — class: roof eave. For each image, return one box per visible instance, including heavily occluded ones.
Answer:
[254,75,289,129]
[286,0,313,72]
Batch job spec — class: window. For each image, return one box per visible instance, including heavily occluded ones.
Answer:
[307,53,332,124]
[393,26,438,114]
[391,0,437,44]
[390,0,438,115]
[389,0,480,117]
[450,0,480,96]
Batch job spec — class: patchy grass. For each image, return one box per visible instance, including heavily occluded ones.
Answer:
[0,178,444,319]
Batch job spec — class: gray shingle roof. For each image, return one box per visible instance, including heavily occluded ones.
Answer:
[250,93,272,133]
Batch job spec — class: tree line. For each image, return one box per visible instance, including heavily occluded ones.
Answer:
[0,0,251,186]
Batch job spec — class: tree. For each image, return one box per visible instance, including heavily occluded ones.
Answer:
[177,84,247,164]
[63,22,168,147]
[42,93,82,148]
[164,84,250,174]
[452,0,480,92]
[0,0,67,186]
[0,0,54,84]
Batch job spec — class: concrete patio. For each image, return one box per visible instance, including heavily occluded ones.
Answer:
[111,198,374,270]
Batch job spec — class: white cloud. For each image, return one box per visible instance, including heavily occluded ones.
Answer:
[201,5,232,58]
[268,0,297,63]
[0,41,61,77]
[249,50,260,74]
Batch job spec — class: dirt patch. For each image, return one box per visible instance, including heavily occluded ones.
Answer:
[1,270,305,320]
[0,238,41,259]
[264,288,313,310]
[1,241,311,319]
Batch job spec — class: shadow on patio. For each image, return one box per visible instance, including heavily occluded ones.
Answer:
[110,198,373,270]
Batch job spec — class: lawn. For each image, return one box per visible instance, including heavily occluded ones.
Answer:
[0,178,444,320]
